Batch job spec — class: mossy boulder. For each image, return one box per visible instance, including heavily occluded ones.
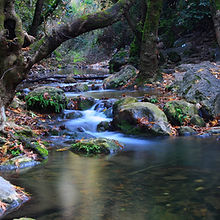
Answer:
[75,83,89,92]
[15,127,36,138]
[104,65,137,89]
[67,96,96,110]
[164,100,199,126]
[70,138,123,156]
[97,121,112,132]
[173,62,220,117]
[113,96,138,115]
[113,102,171,136]
[64,74,76,83]
[190,115,206,127]
[32,142,48,159]
[109,48,129,73]
[62,110,83,119]
[25,86,67,113]
[178,126,197,136]
[9,97,25,109]
[0,155,40,170]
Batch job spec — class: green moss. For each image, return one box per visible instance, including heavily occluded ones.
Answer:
[118,120,141,135]
[0,14,4,30]
[143,0,163,38]
[34,142,48,158]
[30,38,45,51]
[71,142,109,156]
[129,37,141,65]
[81,15,88,20]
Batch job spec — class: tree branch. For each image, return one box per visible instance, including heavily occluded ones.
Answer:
[27,0,135,69]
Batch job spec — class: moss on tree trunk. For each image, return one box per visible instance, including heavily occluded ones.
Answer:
[138,0,162,83]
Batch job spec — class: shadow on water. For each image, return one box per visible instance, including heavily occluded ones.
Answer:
[1,136,220,220]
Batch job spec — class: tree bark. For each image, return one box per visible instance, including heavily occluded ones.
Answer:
[0,0,26,128]
[0,0,135,129]
[28,0,45,37]
[210,0,220,47]
[139,0,163,82]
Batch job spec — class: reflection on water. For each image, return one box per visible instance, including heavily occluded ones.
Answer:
[1,136,220,220]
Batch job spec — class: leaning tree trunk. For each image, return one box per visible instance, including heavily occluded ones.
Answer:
[139,0,163,83]
[0,0,26,129]
[0,0,135,130]
[28,0,44,37]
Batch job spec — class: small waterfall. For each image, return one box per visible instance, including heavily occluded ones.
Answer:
[64,100,152,147]
[65,101,111,133]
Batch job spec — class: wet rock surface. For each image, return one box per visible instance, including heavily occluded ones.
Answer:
[70,138,123,156]
[172,62,220,117]
[0,177,29,218]
[164,100,205,126]
[103,65,137,89]
[113,100,171,136]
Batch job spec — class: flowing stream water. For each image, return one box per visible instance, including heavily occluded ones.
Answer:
[1,76,220,220]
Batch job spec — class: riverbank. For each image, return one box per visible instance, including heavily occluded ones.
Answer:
[0,58,219,218]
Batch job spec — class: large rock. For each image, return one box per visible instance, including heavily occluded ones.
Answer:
[9,97,25,109]
[164,100,205,126]
[172,62,220,117]
[113,96,138,115]
[0,177,29,217]
[25,86,67,113]
[109,48,129,73]
[64,74,76,83]
[67,96,96,110]
[103,65,137,89]
[214,93,220,117]
[70,138,123,156]
[113,101,171,136]
[178,126,197,136]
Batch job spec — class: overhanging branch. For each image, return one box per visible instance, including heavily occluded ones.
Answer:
[27,0,135,69]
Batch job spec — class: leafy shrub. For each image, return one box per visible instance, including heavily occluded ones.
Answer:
[25,94,66,113]
[71,142,106,155]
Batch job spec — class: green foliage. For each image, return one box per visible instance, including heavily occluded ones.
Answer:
[129,37,141,65]
[177,0,212,30]
[159,0,212,47]
[71,51,85,64]
[15,0,35,29]
[150,98,159,104]
[53,50,62,62]
[165,105,189,125]
[118,120,141,135]
[25,94,66,113]
[71,142,102,155]
[10,149,21,156]
[33,141,48,158]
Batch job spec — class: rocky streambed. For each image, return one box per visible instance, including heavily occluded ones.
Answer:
[0,61,220,219]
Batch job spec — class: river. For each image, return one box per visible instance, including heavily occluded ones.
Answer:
[1,75,220,220]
